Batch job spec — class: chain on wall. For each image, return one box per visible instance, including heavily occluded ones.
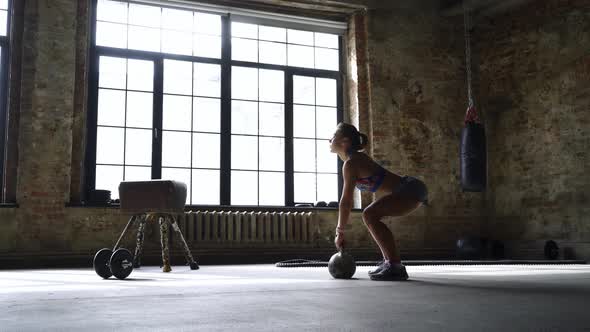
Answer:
[463,0,474,108]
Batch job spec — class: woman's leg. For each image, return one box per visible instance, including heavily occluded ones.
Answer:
[362,194,422,263]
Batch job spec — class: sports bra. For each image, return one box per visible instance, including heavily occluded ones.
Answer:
[355,168,386,193]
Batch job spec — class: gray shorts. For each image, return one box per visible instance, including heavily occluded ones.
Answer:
[393,176,429,205]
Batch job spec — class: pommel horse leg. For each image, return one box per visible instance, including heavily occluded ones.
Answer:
[169,215,199,270]
[133,214,147,268]
[159,216,172,272]
[113,215,137,251]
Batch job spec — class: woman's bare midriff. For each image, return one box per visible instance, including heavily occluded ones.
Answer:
[350,152,403,194]
[377,171,403,194]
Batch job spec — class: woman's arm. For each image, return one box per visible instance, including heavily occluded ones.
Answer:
[337,160,356,230]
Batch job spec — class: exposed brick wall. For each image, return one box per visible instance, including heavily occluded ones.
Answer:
[14,0,77,251]
[346,11,375,207]
[364,4,486,252]
[476,0,590,259]
[0,208,17,251]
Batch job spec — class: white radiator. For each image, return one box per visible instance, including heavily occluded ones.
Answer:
[178,211,318,247]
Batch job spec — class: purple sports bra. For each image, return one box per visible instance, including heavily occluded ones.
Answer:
[355,168,386,192]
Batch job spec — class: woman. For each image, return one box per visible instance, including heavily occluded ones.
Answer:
[330,123,428,281]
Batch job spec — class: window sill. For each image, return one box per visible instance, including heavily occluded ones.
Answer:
[0,203,18,208]
[66,202,362,212]
[66,202,120,209]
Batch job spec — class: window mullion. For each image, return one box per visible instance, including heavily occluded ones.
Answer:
[285,70,294,206]
[85,51,100,198]
[84,0,100,200]
[152,58,163,180]
[0,43,8,201]
[220,15,232,205]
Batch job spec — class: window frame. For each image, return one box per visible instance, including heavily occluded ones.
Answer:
[0,0,11,203]
[86,0,344,207]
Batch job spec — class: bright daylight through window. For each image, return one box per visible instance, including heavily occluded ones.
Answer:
[90,0,343,206]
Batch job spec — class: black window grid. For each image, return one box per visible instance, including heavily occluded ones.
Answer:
[95,55,154,182]
[230,65,285,205]
[96,1,223,58]
[86,0,344,207]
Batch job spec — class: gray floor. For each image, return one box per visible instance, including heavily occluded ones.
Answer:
[1,264,590,332]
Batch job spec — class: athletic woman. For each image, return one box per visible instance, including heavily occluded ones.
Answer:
[330,123,428,281]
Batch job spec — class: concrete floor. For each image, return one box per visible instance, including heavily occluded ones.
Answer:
[1,264,589,332]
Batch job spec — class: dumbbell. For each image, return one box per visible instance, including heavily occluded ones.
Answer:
[93,248,134,280]
[315,201,339,208]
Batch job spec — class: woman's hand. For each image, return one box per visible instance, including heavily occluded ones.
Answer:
[335,229,345,250]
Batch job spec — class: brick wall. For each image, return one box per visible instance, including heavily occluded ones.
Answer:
[476,0,590,259]
[2,0,587,265]
[362,3,486,253]
[15,0,77,251]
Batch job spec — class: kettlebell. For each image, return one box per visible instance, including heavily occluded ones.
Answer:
[328,250,356,279]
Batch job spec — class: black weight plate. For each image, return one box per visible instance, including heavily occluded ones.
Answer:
[109,248,134,280]
[544,240,559,260]
[93,248,113,279]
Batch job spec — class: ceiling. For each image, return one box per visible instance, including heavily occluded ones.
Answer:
[439,0,535,18]
[190,0,536,22]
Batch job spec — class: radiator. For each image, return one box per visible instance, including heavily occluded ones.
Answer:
[178,211,318,247]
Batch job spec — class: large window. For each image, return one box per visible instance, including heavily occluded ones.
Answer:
[88,0,343,206]
[0,0,10,201]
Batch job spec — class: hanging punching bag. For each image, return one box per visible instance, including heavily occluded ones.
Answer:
[460,3,486,192]
[460,106,486,192]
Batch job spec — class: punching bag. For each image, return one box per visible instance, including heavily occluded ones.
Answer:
[460,106,486,192]
[460,4,486,192]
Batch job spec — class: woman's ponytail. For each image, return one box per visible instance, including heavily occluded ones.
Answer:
[358,133,368,150]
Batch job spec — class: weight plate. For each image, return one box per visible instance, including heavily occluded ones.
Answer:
[109,248,134,280]
[93,248,113,279]
[544,240,559,260]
